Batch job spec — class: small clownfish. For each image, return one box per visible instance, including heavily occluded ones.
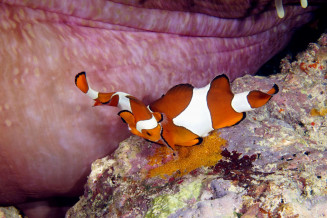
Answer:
[75,72,279,151]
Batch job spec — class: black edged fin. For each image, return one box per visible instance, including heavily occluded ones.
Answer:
[171,83,194,90]
[95,93,115,105]
[266,84,279,95]
[75,71,90,94]
[155,83,194,105]
[272,84,279,95]
[153,112,163,123]
[75,71,86,86]
[160,134,173,151]
[144,138,155,143]
[120,117,127,123]
[118,110,133,116]
[158,114,163,123]
[212,74,230,84]
[107,94,119,106]
[149,83,194,118]
[232,112,246,126]
[160,130,174,151]
[93,93,116,107]
[209,74,232,94]
[118,110,135,125]
[127,96,153,121]
[195,137,203,145]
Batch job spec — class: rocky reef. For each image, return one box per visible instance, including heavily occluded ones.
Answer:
[66,34,327,217]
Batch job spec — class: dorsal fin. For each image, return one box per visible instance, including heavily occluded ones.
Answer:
[128,96,153,122]
[93,93,117,106]
[209,74,232,95]
[149,84,194,119]
[207,74,245,129]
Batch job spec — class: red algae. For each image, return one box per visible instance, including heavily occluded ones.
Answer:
[147,132,226,178]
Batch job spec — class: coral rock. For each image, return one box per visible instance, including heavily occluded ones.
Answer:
[67,34,327,217]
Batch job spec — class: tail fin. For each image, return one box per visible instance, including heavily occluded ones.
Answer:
[75,72,89,94]
[75,72,116,106]
[247,84,279,109]
[267,84,279,95]
[75,72,99,100]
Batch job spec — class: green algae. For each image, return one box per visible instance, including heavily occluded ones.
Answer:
[145,180,202,218]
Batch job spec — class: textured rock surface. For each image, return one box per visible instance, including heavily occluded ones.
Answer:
[67,34,327,217]
[0,206,23,218]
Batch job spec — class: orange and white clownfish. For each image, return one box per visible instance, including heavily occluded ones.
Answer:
[75,72,163,143]
[75,72,279,151]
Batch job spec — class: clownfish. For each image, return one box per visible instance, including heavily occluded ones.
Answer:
[75,72,278,151]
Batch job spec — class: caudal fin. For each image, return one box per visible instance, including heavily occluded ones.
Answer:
[267,84,279,95]
[75,72,117,106]
[247,84,279,109]
[75,71,99,101]
[75,72,89,94]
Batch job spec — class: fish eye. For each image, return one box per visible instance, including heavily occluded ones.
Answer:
[146,131,152,136]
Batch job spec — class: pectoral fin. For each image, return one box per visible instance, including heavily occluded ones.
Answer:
[118,110,135,127]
